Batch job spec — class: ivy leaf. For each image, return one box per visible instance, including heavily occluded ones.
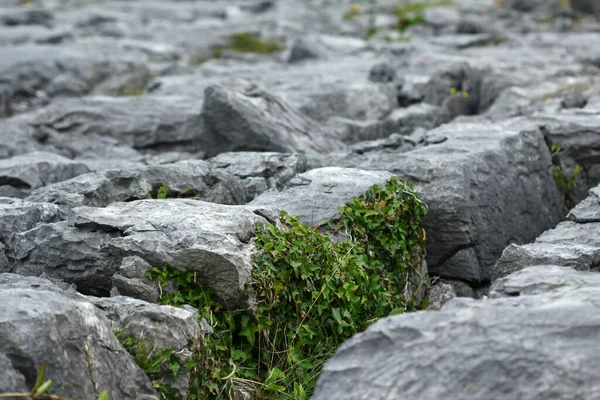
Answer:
[97,390,110,400]
[331,308,343,324]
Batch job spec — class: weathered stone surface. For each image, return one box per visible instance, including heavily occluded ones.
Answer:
[322,117,564,282]
[201,84,346,156]
[92,295,201,398]
[4,0,600,396]
[208,152,308,202]
[26,160,246,209]
[251,167,393,226]
[147,55,398,123]
[0,151,90,198]
[26,96,207,152]
[570,0,600,15]
[8,200,275,306]
[534,110,600,201]
[110,256,159,303]
[0,199,66,268]
[493,184,600,280]
[0,275,158,399]
[0,120,45,157]
[0,43,150,116]
[490,265,600,298]
[428,278,476,310]
[314,265,600,400]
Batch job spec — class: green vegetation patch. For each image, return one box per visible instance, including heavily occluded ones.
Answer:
[192,32,284,65]
[344,3,362,21]
[223,32,283,55]
[139,177,428,399]
[395,0,453,31]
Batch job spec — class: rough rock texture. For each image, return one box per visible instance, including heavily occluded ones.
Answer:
[493,183,600,280]
[201,84,346,156]
[26,160,247,210]
[250,167,393,226]
[3,0,600,397]
[208,152,308,201]
[490,265,600,298]
[0,275,158,399]
[0,43,150,116]
[0,151,90,198]
[320,117,564,282]
[314,264,600,400]
[92,295,202,398]
[8,199,275,306]
[25,96,207,152]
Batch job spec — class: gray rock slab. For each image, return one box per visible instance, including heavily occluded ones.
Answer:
[201,84,346,156]
[147,55,398,123]
[208,152,308,201]
[0,120,45,157]
[0,43,150,116]
[314,269,600,400]
[490,265,600,298]
[92,295,201,398]
[250,167,393,226]
[0,198,66,261]
[26,96,207,152]
[0,151,90,198]
[493,184,600,280]
[320,117,564,282]
[533,109,600,201]
[0,283,157,399]
[26,160,246,209]
[9,199,275,306]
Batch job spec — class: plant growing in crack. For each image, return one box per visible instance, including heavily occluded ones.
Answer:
[0,362,109,400]
[550,143,583,211]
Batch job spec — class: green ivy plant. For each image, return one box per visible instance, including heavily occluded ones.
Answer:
[114,332,183,399]
[141,177,428,399]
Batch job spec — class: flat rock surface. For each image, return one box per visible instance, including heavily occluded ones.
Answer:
[0,275,158,399]
[493,183,600,280]
[7,199,276,306]
[251,167,393,226]
[26,160,247,209]
[314,264,600,400]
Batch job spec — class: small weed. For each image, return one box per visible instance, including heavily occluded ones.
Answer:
[0,362,109,400]
[148,184,198,200]
[191,33,283,66]
[223,33,284,55]
[537,15,558,24]
[114,332,182,399]
[554,164,582,210]
[344,3,362,21]
[365,25,379,39]
[395,1,453,32]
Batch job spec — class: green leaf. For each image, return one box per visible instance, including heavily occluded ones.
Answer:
[33,379,53,396]
[331,308,343,324]
[169,359,181,377]
[156,184,169,199]
[33,361,48,391]
[389,307,406,316]
[97,390,110,400]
